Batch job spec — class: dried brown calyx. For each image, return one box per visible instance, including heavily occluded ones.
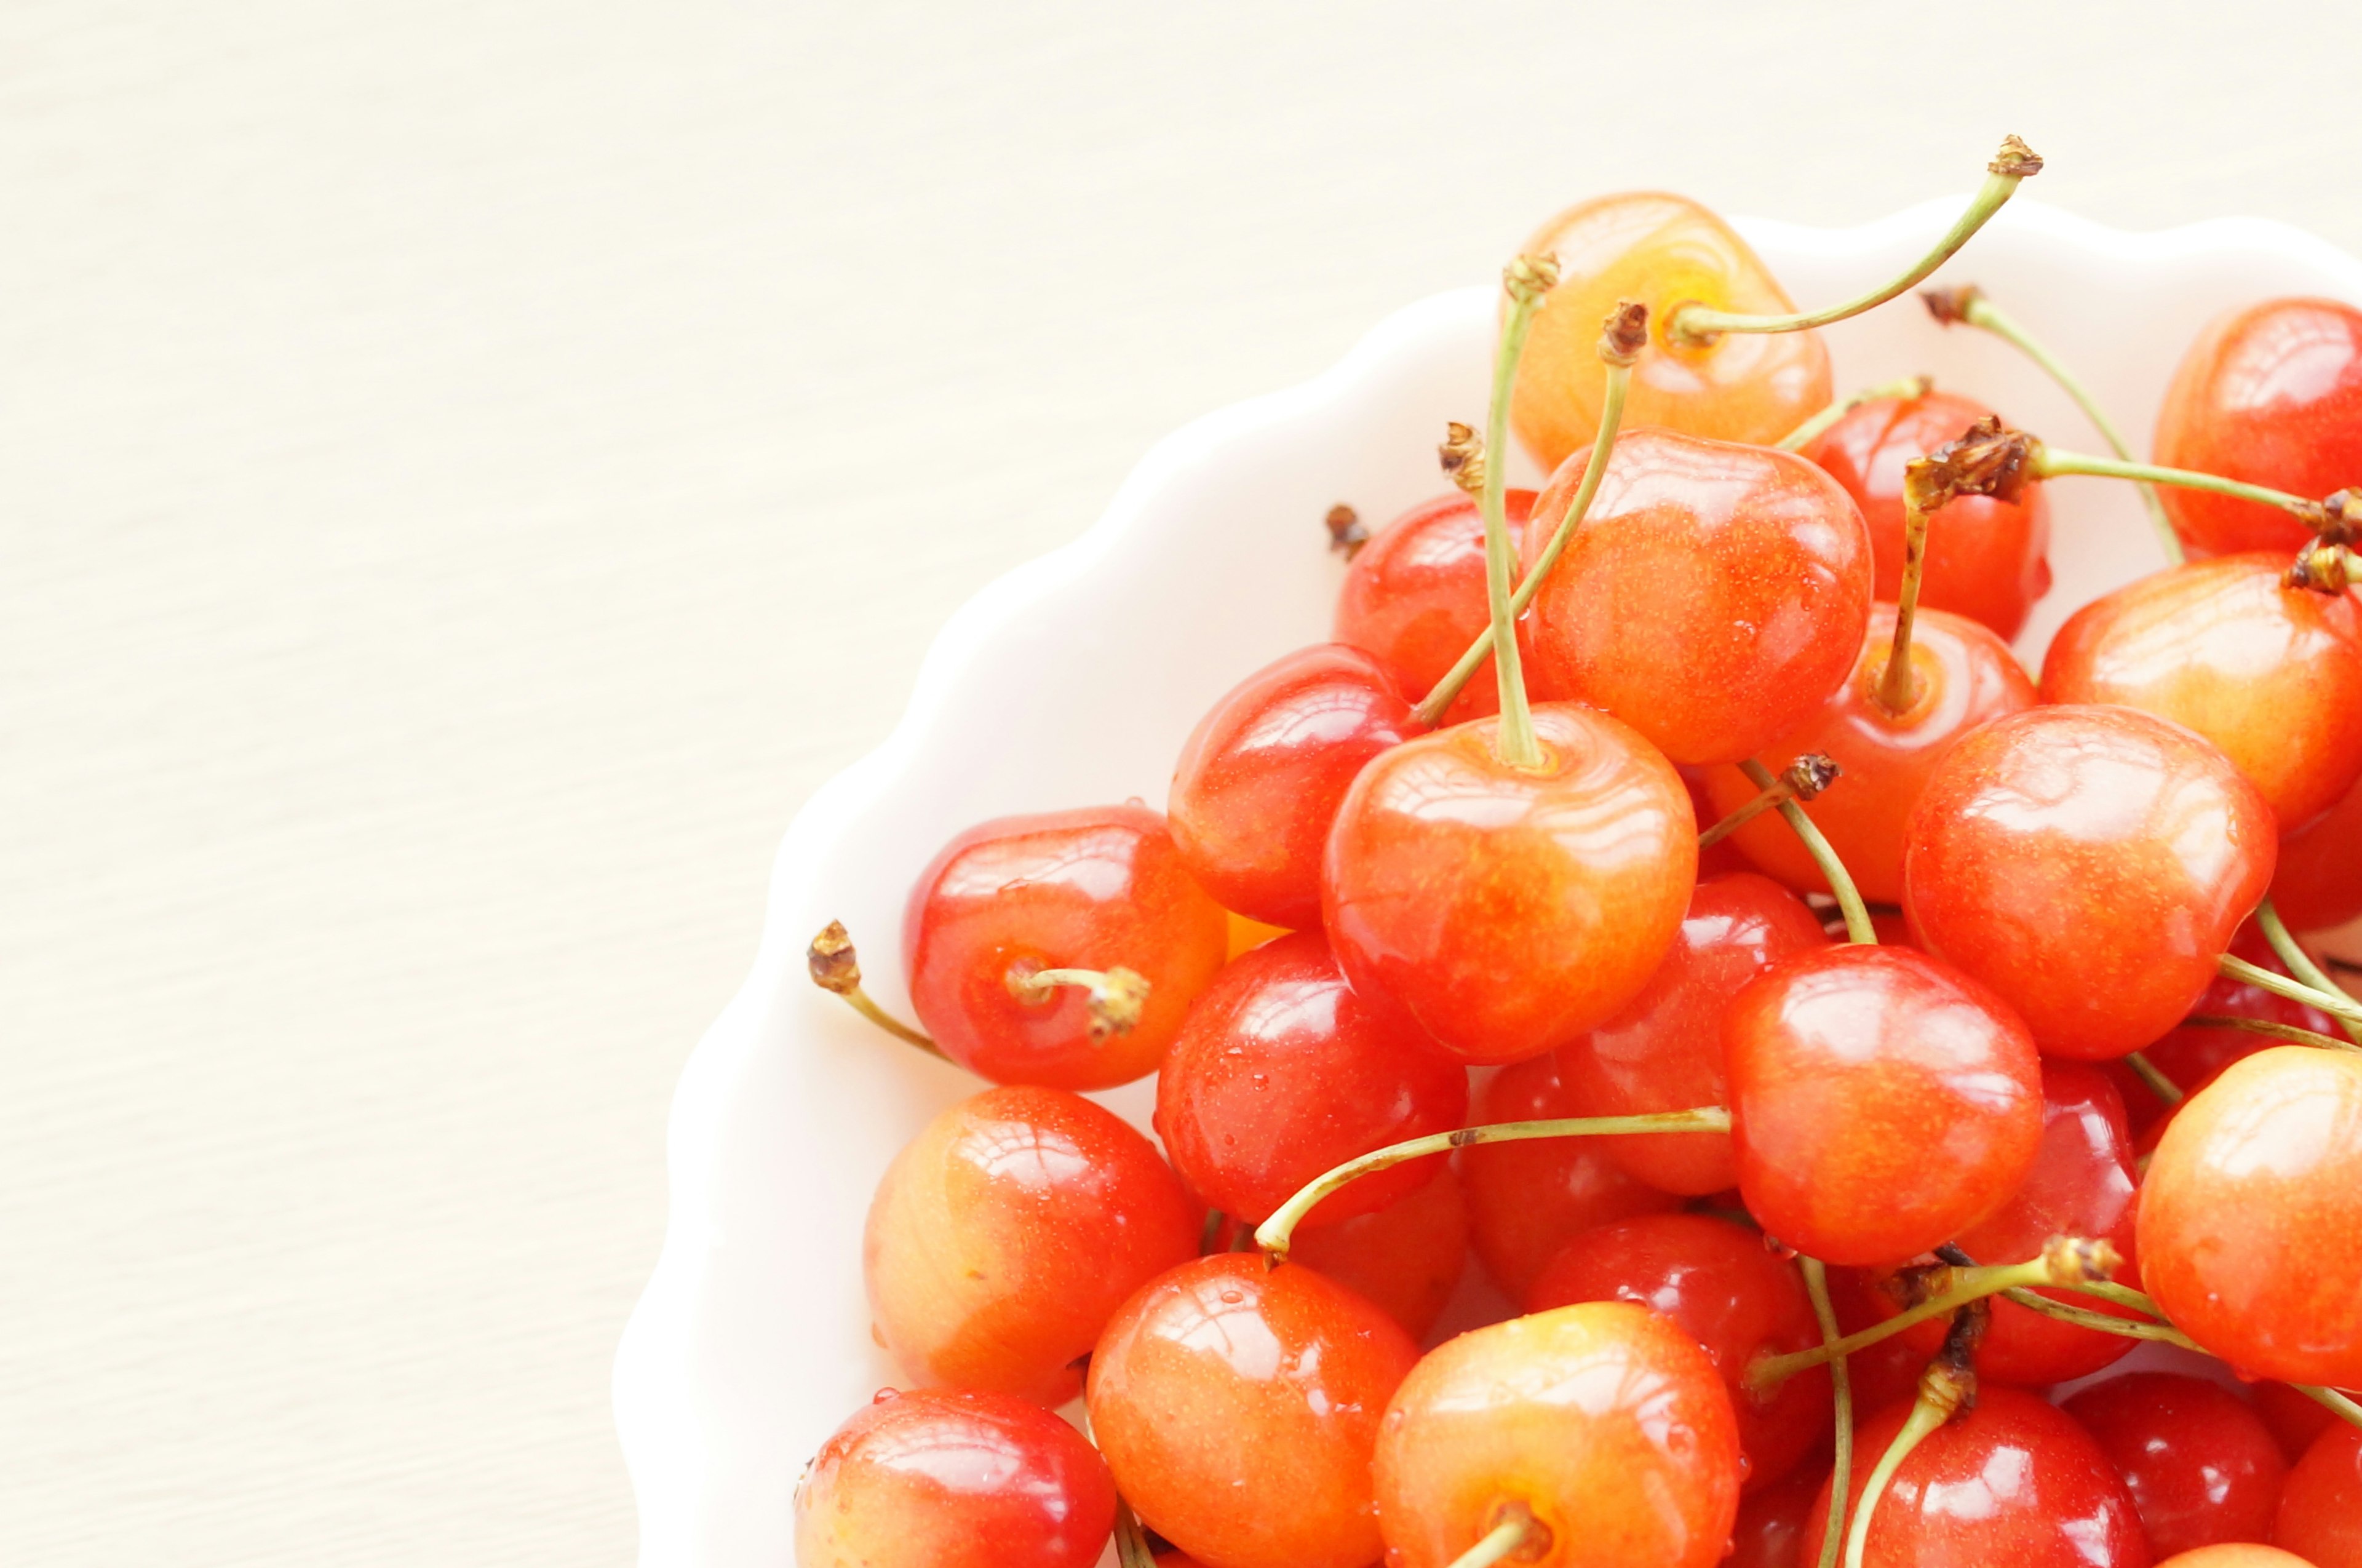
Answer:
[808,920,862,994]
[2042,1233,2124,1286]
[1325,503,1368,557]
[1439,421,1487,496]
[1989,134,2044,178]
[1907,414,2038,512]
[1920,284,1986,327]
[1502,251,1562,307]
[1781,752,1841,802]
[2287,539,2353,594]
[1599,300,1649,367]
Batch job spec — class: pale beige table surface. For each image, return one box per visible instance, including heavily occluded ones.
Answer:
[9,3,2361,1561]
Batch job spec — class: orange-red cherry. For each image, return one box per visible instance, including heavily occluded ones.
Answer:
[2273,766,2362,931]
[2276,1422,2362,1568]
[1903,705,2278,1060]
[1333,489,1538,725]
[1322,702,1697,1064]
[1519,428,1874,766]
[2157,1549,2316,1568]
[1286,1165,1469,1340]
[1372,1299,1745,1568]
[2063,1373,2289,1560]
[1556,872,1829,1195]
[863,1086,1196,1404]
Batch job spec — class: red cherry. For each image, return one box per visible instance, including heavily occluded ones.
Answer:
[1726,944,2045,1266]
[2273,765,2362,932]
[1519,428,1874,766]
[2139,1047,2362,1387]
[2153,296,2362,558]
[1802,389,2055,639]
[1372,1299,1745,1568]
[1687,770,1756,878]
[1087,1254,1420,1568]
[1287,1164,1470,1340]
[1803,1386,2150,1567]
[1525,1214,1832,1490]
[2106,923,2340,1132]
[1827,1266,1953,1415]
[2062,1373,2289,1559]
[1702,605,2036,905]
[1154,928,1466,1228]
[1556,872,1830,1195]
[1333,489,1538,725]
[1322,702,1697,1064]
[1457,1051,1680,1297]
[1903,705,2278,1060]
[2253,1382,2344,1466]
[1730,1467,1826,1568]
[1169,645,1422,929]
[864,1086,1196,1404]
[794,1387,1116,1568]
[2276,1422,2362,1568]
[2041,554,2362,829]
[905,805,1230,1089]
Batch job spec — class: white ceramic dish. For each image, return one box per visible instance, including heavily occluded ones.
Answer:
[614,195,2362,1567]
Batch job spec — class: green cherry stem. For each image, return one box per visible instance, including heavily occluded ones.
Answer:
[1845,1330,1979,1568]
[1803,1257,1853,1568]
[1007,964,1151,1039]
[1876,458,1944,713]
[1252,1107,1732,1261]
[2031,447,2332,527]
[2296,1384,2362,1433]
[1775,375,1935,453]
[1999,1288,2202,1348]
[1447,1515,1534,1568]
[1666,136,2041,346]
[806,921,947,1059]
[1741,757,1876,944]
[1699,753,1840,848]
[2184,1015,2362,1054]
[2257,897,2362,1045]
[1480,256,1556,770]
[2217,953,2362,1033]
[1111,1500,1156,1568]
[2121,1050,2186,1107]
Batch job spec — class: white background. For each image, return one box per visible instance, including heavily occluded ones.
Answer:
[8,3,2361,1562]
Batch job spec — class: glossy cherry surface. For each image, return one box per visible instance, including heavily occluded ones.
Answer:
[2042,554,2362,829]
[1704,605,2037,905]
[1519,428,1874,766]
[1727,944,2044,1265]
[1087,1253,1420,1568]
[2273,766,2362,931]
[1526,1214,1830,1490]
[2152,296,2362,557]
[1510,192,1831,471]
[2155,1548,2316,1568]
[1802,388,2054,639]
[864,1086,1196,1404]
[794,1387,1116,1568]
[2276,1422,2362,1568]
[2253,1382,2344,1466]
[1322,702,1696,1064]
[1373,1299,1745,1568]
[1333,489,1538,725]
[1903,705,2278,1060]
[2063,1372,2289,1559]
[905,805,1230,1089]
[1728,1467,1823,1568]
[2108,924,2339,1132]
[1287,1164,1469,1340]
[1803,1387,2150,1568]
[2139,1048,2362,1388]
[1556,872,1829,1195]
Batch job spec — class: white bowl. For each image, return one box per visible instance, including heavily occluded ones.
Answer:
[614,196,2362,1567]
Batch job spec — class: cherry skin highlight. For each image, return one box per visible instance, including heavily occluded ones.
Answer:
[1286,1164,1469,1340]
[1902,704,2278,1060]
[1703,605,2037,905]
[2153,296,2362,557]
[1322,702,1697,1064]
[1510,192,1832,470]
[793,1387,1118,1568]
[905,805,1230,1089]
[863,1086,1196,1404]
[1372,1299,1745,1568]
[1556,872,1829,1195]
[2273,765,2362,931]
[2276,1422,2362,1568]
[1086,1253,1420,1568]
[1333,488,1538,725]
[1803,1387,2150,1568]
[1725,944,2044,1267]
[2062,1372,2289,1559]
[2041,554,2362,829]
[2139,1047,2362,1388]
[1519,428,1875,767]
[1525,1214,1831,1490]
[1802,388,2055,639]
[1457,1051,1680,1297]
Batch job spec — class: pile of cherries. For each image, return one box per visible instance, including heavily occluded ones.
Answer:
[793,138,2362,1568]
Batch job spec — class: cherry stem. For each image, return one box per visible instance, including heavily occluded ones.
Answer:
[1846,1356,1974,1568]
[1480,257,1557,770]
[1775,375,1935,453]
[806,921,947,1059]
[1448,1518,1531,1568]
[1877,465,1941,714]
[2217,953,2362,1033]
[2257,897,2362,1046]
[1741,758,1876,944]
[2296,1384,2362,1433]
[1999,1287,2200,1348]
[1111,1498,1156,1568]
[1665,136,2040,346]
[1802,1257,1853,1568]
[2121,1050,2186,1107]
[2032,446,2332,525]
[1700,754,1840,848]
[1252,1107,1731,1261]
[1006,964,1151,1040]
[1413,302,1645,730]
[2185,1014,2362,1054]
[1198,1207,1228,1256]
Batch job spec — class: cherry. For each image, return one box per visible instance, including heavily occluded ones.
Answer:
[2062,1372,2289,1559]
[2107,923,2340,1132]
[2040,554,2362,829]
[1725,944,2045,1266]
[1372,1299,1744,1568]
[1086,1253,1420,1568]
[2152,296,2362,558]
[1556,872,1830,1195]
[2253,1382,2343,1466]
[2138,1046,2362,1388]
[2153,1549,2316,1568]
[1802,388,2055,639]
[1457,1051,1680,1296]
[1902,705,2278,1061]
[2272,766,2362,932]
[1286,1164,1469,1340]
[794,1387,1116,1568]
[1701,605,2036,905]
[1332,489,1539,725]
[1517,427,1875,767]
[1803,1386,2149,1567]
[1730,1467,1826,1568]
[2275,1422,2362,1568]
[904,805,1230,1089]
[1526,1213,1832,1490]
[863,1086,1196,1404]
[1826,1267,1957,1415]
[1322,702,1698,1064]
